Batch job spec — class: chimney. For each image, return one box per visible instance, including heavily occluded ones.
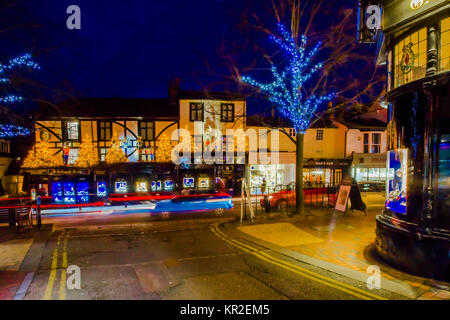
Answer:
[168,77,180,105]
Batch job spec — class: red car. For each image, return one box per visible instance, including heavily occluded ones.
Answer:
[260,183,337,211]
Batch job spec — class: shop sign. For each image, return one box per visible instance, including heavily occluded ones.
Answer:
[383,0,447,31]
[221,165,234,178]
[357,0,382,43]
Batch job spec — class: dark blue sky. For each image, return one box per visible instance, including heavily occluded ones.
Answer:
[1,0,380,112]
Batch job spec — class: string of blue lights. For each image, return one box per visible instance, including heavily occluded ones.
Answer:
[0,53,40,138]
[241,23,335,133]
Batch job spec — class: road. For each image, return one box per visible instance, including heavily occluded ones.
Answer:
[22,205,406,300]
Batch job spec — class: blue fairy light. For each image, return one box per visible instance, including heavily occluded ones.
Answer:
[0,124,32,138]
[241,23,335,133]
[0,53,40,105]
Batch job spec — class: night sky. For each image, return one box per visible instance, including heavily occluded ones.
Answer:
[1,0,381,112]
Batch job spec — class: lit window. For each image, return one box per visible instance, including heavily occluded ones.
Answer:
[98,121,112,141]
[139,121,154,141]
[316,129,323,141]
[220,103,234,122]
[441,17,450,71]
[190,103,204,122]
[364,133,369,153]
[371,133,381,153]
[65,121,79,140]
[394,27,427,87]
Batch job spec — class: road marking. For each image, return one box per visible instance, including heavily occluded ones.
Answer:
[59,233,69,300]
[210,224,387,300]
[43,233,63,300]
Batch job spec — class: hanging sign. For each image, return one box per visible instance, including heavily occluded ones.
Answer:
[357,1,382,43]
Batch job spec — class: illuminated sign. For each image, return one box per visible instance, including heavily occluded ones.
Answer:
[357,1,382,43]
[151,181,156,192]
[198,178,209,189]
[183,177,195,188]
[136,181,148,192]
[164,180,173,191]
[410,0,425,10]
[115,181,127,193]
[156,181,162,191]
[97,182,107,197]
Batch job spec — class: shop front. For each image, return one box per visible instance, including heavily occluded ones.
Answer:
[22,167,95,205]
[303,159,352,188]
[351,152,387,183]
[248,164,295,194]
[374,1,450,280]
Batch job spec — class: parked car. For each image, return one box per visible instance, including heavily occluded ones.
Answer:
[358,181,385,192]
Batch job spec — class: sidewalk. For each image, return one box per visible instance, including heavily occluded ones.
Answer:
[229,205,450,300]
[0,224,54,300]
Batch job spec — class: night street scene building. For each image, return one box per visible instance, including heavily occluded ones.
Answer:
[0,0,450,305]
[373,0,450,280]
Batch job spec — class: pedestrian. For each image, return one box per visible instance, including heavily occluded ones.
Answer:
[261,178,266,195]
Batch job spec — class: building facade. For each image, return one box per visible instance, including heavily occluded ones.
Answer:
[373,0,450,280]
[21,91,247,202]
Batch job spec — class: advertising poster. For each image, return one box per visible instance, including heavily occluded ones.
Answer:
[385,149,408,214]
[335,185,351,212]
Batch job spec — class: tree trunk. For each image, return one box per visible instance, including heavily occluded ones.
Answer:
[295,132,304,215]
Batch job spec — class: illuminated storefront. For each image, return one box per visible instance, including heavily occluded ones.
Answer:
[374,0,450,280]
[351,153,387,183]
[248,160,350,193]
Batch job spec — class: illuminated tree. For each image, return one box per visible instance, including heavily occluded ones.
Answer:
[241,23,334,214]
[105,137,128,164]
[22,140,58,168]
[75,138,98,167]
[156,133,172,162]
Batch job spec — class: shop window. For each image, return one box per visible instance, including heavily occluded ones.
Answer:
[440,16,450,71]
[115,181,127,193]
[98,121,112,141]
[97,182,107,197]
[190,102,204,122]
[364,133,369,153]
[394,28,427,87]
[315,129,323,141]
[371,133,381,153]
[65,121,80,141]
[139,121,154,141]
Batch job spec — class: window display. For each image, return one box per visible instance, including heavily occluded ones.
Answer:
[52,182,63,203]
[183,177,195,188]
[115,181,127,193]
[198,177,210,189]
[136,181,148,192]
[97,182,107,197]
[63,182,76,203]
[385,149,408,214]
[76,183,89,203]
[164,180,173,191]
